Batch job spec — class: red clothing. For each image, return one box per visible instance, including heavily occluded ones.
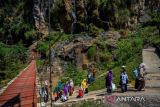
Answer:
[79,89,83,97]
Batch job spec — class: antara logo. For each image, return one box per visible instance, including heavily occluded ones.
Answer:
[105,95,145,103]
[116,96,146,102]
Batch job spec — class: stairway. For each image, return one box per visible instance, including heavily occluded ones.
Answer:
[143,47,160,88]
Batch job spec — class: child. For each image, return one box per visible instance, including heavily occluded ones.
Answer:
[120,66,128,93]
[77,86,83,98]
[61,91,68,102]
[53,92,58,102]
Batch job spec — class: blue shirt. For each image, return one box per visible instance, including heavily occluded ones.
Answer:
[121,73,128,84]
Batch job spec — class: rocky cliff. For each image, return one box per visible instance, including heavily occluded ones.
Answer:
[33,0,159,34]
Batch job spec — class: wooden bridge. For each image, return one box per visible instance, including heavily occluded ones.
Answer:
[0,60,37,107]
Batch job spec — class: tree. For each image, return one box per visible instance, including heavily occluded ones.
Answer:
[116,9,130,28]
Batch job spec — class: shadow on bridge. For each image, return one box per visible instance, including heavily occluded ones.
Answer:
[1,94,21,107]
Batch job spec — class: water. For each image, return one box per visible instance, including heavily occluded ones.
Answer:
[51,50,55,62]
[33,0,45,28]
[71,11,77,23]
[83,0,89,32]
[71,0,77,35]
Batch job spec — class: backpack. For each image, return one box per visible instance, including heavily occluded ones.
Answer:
[85,88,88,93]
[133,69,138,79]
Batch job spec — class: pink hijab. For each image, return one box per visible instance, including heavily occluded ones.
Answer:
[70,79,74,87]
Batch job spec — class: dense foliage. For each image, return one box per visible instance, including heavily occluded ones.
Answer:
[0,0,36,46]
[0,42,27,88]
[0,0,36,88]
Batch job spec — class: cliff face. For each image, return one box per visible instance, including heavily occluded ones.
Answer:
[33,0,45,30]
[1,0,158,41]
[32,0,159,34]
[30,0,159,69]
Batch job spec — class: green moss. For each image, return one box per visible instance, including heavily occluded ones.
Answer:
[88,44,97,59]
[89,24,104,35]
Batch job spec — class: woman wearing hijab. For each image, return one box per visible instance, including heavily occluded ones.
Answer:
[138,63,146,91]
[57,82,63,91]
[87,67,92,84]
[81,79,88,93]
[105,69,113,94]
[92,68,96,82]
[64,82,68,98]
[69,79,74,96]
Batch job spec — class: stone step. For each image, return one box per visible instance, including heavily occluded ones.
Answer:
[145,80,160,88]
[145,73,160,80]
[146,68,160,73]
[143,48,155,51]
[143,47,160,69]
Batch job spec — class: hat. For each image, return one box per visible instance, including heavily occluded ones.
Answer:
[122,65,126,68]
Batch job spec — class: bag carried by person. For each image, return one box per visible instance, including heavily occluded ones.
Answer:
[85,88,88,93]
[61,95,67,102]
[133,69,138,79]
[112,83,117,91]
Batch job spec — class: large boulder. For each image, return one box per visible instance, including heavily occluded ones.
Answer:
[57,35,95,68]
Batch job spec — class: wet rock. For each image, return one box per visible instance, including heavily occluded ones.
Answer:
[100,31,121,48]
[139,13,151,23]
[55,35,95,68]
[33,0,46,30]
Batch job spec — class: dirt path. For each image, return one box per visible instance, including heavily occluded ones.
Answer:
[36,47,160,106]
[53,87,160,106]
[53,47,160,106]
